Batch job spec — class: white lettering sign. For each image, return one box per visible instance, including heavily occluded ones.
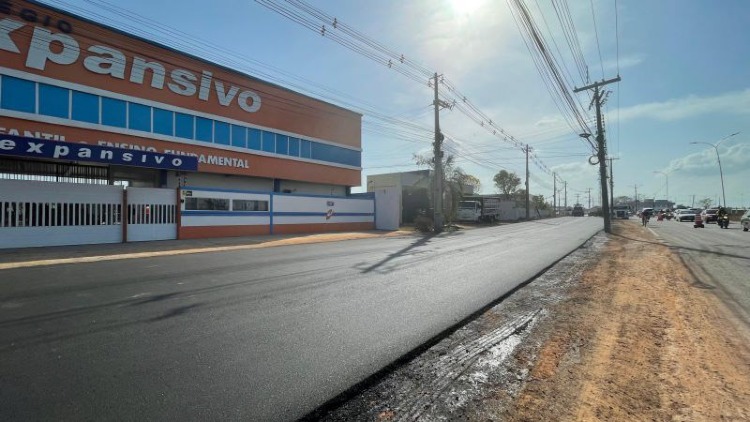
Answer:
[3,18,262,113]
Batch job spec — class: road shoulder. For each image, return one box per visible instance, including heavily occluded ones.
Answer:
[504,220,750,421]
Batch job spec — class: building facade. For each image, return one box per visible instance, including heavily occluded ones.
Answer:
[0,0,374,248]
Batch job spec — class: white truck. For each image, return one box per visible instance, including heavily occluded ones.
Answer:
[456,196,502,222]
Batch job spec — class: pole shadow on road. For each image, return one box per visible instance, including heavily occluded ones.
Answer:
[355,231,456,274]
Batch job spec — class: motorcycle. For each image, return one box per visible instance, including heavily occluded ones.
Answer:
[718,214,730,229]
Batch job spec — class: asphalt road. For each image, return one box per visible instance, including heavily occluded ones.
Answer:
[645,218,750,325]
[0,217,600,421]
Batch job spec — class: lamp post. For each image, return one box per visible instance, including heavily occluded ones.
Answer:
[690,132,740,208]
[653,170,669,209]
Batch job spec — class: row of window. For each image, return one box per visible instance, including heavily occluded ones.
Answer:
[184,197,269,212]
[0,75,361,167]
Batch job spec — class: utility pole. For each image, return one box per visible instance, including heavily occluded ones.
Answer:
[524,145,530,219]
[431,73,449,233]
[564,181,568,213]
[574,75,621,233]
[633,185,639,211]
[553,173,557,217]
[607,157,619,216]
[587,188,591,209]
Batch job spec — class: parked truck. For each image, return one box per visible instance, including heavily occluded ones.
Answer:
[456,196,503,222]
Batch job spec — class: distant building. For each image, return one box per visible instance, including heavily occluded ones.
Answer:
[367,170,431,224]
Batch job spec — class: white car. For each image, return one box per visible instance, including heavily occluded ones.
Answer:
[674,209,696,222]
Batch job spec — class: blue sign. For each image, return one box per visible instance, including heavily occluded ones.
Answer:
[0,134,198,171]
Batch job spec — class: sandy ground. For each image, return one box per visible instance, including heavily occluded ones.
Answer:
[502,220,750,421]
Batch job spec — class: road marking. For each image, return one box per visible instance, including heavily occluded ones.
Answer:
[0,231,411,270]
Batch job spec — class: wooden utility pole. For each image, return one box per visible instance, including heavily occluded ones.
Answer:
[574,76,621,233]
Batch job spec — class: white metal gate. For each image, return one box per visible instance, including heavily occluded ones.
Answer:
[0,179,123,249]
[126,187,177,242]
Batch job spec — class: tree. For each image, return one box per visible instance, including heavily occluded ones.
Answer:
[413,153,480,223]
[452,169,481,195]
[493,170,521,199]
[532,194,548,210]
[698,198,713,209]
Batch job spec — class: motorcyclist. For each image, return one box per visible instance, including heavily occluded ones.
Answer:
[717,206,729,228]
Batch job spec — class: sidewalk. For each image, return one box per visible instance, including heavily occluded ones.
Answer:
[0,229,414,269]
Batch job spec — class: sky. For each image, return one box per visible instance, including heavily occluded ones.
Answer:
[38,0,750,209]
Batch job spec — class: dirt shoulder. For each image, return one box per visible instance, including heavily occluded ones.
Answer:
[504,220,750,421]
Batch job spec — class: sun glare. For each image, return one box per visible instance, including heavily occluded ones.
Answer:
[450,0,484,15]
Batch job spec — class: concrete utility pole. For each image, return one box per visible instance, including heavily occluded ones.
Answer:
[564,181,568,213]
[431,73,447,233]
[524,145,530,219]
[574,75,621,233]
[575,193,581,205]
[553,173,557,217]
[587,188,592,209]
[608,157,618,215]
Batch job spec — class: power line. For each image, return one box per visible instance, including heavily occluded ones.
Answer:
[589,0,605,79]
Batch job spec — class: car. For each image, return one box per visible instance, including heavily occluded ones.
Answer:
[572,205,584,217]
[742,210,750,232]
[675,209,696,222]
[701,208,719,223]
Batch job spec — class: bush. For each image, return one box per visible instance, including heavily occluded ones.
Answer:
[414,214,434,232]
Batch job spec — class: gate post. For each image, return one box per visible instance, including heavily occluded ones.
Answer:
[122,188,128,243]
[176,187,182,240]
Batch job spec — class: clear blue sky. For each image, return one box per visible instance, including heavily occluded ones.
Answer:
[41,0,750,208]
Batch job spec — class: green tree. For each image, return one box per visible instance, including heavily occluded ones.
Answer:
[698,198,713,209]
[413,153,480,224]
[532,194,548,210]
[493,170,521,199]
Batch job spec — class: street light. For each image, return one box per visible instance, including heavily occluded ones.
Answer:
[653,170,669,209]
[690,132,740,208]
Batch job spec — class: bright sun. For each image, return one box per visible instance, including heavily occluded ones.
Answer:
[450,0,484,15]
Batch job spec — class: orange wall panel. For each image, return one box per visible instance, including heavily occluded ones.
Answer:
[0,1,361,148]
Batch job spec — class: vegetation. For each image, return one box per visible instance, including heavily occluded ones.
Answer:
[493,170,521,199]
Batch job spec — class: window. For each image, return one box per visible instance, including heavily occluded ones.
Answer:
[38,83,69,118]
[276,135,289,155]
[175,113,194,139]
[101,98,126,128]
[288,137,300,157]
[128,103,151,131]
[196,117,213,142]
[184,197,229,211]
[214,121,230,145]
[1,76,35,112]
[248,128,262,150]
[262,131,275,153]
[153,108,174,136]
[72,91,99,123]
[300,140,312,158]
[232,199,269,212]
[231,125,247,148]
[312,143,360,167]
